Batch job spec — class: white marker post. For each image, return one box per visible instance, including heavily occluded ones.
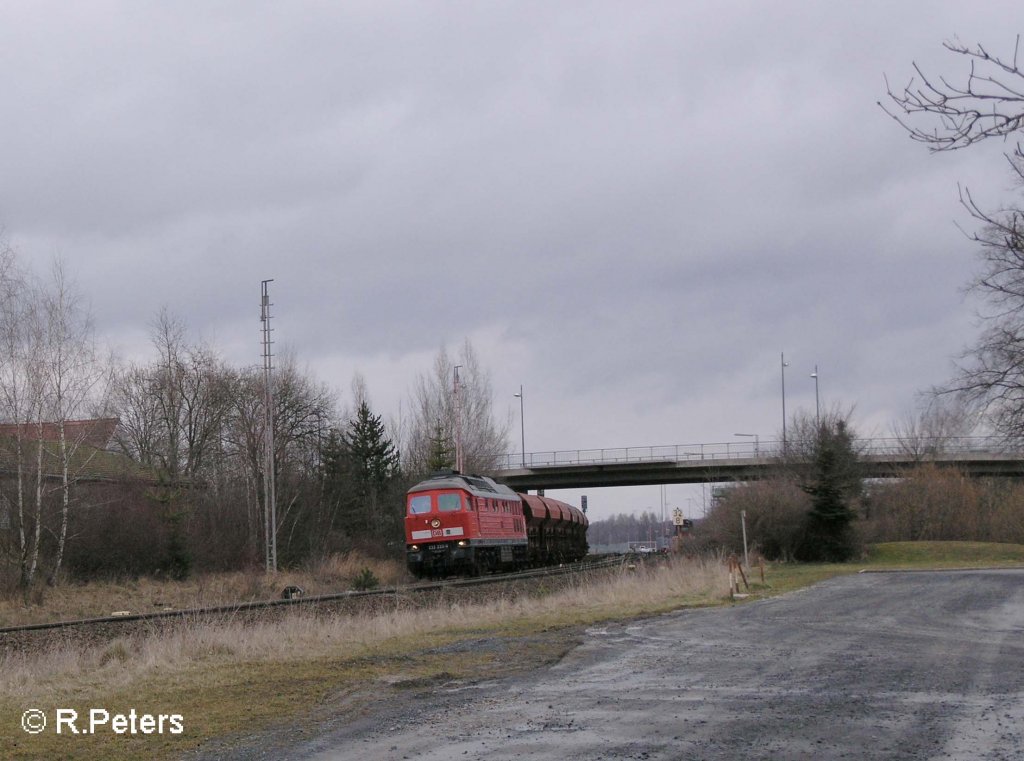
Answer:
[741,509,749,571]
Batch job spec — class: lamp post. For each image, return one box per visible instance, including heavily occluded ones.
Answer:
[513,385,526,467]
[781,352,789,452]
[660,484,667,548]
[453,365,463,473]
[810,365,820,428]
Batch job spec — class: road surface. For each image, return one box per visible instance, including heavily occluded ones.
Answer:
[224,570,1024,760]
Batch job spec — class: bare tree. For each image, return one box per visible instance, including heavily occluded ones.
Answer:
[945,169,1024,439]
[0,244,48,586]
[41,260,109,584]
[145,309,217,482]
[882,36,1024,153]
[0,255,109,586]
[111,309,233,483]
[109,362,164,469]
[403,340,510,477]
[891,395,981,460]
[221,353,338,563]
[884,36,1024,438]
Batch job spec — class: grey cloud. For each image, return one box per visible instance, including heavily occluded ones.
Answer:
[1,1,1020,519]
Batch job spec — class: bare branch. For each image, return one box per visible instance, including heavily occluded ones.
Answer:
[882,35,1024,152]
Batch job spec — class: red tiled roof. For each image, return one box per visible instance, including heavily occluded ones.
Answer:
[0,418,118,450]
[0,418,154,482]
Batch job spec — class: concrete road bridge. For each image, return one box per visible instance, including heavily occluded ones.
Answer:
[487,436,1024,491]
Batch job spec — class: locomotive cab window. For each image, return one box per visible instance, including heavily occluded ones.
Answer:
[409,495,431,515]
[438,493,463,512]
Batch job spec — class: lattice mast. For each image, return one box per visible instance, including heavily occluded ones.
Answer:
[260,279,278,572]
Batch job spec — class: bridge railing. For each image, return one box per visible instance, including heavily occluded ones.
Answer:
[490,436,1014,472]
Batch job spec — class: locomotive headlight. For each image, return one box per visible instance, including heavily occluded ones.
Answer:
[430,518,441,529]
[410,544,419,551]
[457,540,468,547]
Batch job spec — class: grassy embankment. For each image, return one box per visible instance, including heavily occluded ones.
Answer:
[758,540,1024,595]
[3,542,1023,761]
[0,552,409,629]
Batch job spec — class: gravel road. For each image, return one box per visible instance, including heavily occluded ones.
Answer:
[288,569,1024,761]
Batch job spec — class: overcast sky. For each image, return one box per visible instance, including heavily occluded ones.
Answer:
[1,2,1020,521]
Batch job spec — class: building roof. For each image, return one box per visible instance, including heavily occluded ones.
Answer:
[0,417,149,483]
[0,418,119,450]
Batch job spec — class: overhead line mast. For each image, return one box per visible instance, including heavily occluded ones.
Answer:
[261,279,278,573]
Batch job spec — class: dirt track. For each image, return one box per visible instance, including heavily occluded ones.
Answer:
[208,570,1024,760]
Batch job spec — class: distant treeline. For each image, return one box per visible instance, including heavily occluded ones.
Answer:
[586,511,674,547]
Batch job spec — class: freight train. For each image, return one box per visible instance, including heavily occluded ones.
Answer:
[404,470,588,577]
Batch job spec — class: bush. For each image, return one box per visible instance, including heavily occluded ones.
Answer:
[864,465,1024,544]
[700,477,811,560]
[164,515,192,581]
[352,568,379,591]
[65,483,170,578]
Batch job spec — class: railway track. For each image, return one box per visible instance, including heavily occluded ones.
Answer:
[0,555,630,654]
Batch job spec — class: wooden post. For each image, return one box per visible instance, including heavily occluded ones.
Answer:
[736,559,749,591]
[727,554,750,598]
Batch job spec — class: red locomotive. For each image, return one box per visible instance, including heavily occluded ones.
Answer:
[404,471,588,577]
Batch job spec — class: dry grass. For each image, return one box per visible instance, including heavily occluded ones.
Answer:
[0,557,728,759]
[0,552,408,628]
[2,557,724,699]
[0,556,725,703]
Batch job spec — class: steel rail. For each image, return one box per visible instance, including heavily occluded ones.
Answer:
[0,556,625,638]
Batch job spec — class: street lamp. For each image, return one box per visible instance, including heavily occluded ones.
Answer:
[513,385,525,467]
[810,365,820,428]
[781,352,789,452]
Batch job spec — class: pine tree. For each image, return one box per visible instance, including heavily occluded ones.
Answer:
[343,401,401,544]
[797,419,861,561]
[346,401,399,492]
[426,418,454,472]
[318,427,354,547]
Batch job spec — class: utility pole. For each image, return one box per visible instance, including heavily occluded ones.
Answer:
[781,352,789,453]
[453,364,464,474]
[514,385,525,467]
[660,484,667,551]
[261,279,278,573]
[811,365,821,429]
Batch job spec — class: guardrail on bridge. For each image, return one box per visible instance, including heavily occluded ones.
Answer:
[490,436,1016,472]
